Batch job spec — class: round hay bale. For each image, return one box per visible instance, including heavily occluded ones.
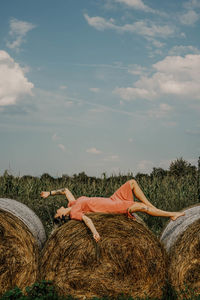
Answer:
[0,198,46,249]
[160,204,200,297]
[160,205,200,253]
[0,198,46,295]
[40,213,167,299]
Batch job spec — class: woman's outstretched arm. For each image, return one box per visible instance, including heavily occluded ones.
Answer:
[41,188,76,202]
[82,215,100,243]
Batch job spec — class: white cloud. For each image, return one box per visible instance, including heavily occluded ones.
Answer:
[89,87,100,93]
[180,32,186,38]
[6,18,36,51]
[180,10,199,25]
[168,45,200,56]
[84,14,174,40]
[113,0,166,16]
[128,20,173,38]
[65,101,74,107]
[0,50,34,106]
[58,144,66,152]
[114,86,155,100]
[114,54,200,101]
[59,85,67,90]
[52,133,60,141]
[148,103,173,118]
[128,64,148,76]
[84,14,116,31]
[52,135,66,152]
[86,147,102,154]
[114,0,154,12]
[148,38,165,48]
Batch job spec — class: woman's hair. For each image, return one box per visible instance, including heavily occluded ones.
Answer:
[53,215,70,227]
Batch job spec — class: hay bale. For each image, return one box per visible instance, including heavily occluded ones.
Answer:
[160,205,200,253]
[0,198,46,249]
[160,204,200,297]
[0,198,46,295]
[40,213,167,299]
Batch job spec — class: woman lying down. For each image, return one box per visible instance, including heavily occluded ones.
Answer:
[41,179,184,242]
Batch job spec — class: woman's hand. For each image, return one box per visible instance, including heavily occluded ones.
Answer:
[40,191,50,199]
[82,215,100,243]
[93,231,100,243]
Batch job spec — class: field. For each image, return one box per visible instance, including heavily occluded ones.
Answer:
[0,158,199,299]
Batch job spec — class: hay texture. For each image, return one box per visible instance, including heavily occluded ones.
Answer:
[40,213,167,299]
[0,198,46,249]
[160,204,200,297]
[0,198,46,295]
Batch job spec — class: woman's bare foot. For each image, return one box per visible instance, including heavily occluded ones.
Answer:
[170,211,185,221]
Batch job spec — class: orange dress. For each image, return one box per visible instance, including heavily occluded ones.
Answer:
[68,181,134,220]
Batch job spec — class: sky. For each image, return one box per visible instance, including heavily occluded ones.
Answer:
[0,0,200,177]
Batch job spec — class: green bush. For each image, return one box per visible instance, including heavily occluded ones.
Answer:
[0,281,75,300]
[25,280,59,300]
[0,287,24,300]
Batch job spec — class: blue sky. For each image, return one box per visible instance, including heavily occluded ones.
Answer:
[0,0,200,177]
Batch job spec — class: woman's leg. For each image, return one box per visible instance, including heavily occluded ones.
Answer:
[128,202,185,220]
[128,179,185,220]
[129,179,155,208]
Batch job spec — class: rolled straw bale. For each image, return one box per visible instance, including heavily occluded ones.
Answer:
[160,204,200,296]
[160,205,200,253]
[0,198,46,249]
[40,213,167,299]
[0,198,46,295]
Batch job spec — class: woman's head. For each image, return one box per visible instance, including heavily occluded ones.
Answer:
[55,206,66,218]
[53,207,70,227]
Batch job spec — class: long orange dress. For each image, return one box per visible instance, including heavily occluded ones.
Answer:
[68,181,134,221]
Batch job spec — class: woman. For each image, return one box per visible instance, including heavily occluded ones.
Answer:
[41,179,185,242]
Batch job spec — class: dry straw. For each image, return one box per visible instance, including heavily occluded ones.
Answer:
[0,198,46,249]
[40,213,167,299]
[160,204,200,297]
[0,198,46,295]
